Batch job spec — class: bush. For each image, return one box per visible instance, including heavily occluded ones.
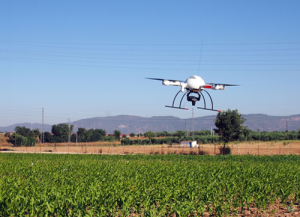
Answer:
[26,137,36,146]
[9,133,27,147]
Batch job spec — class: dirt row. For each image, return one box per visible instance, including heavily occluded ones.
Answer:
[1,141,300,155]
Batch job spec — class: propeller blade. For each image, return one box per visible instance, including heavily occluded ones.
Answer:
[146,77,185,82]
[207,83,239,86]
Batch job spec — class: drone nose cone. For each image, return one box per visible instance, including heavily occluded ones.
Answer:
[186,75,205,89]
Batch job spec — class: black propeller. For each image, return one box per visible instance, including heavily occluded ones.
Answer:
[207,83,239,86]
[146,77,185,82]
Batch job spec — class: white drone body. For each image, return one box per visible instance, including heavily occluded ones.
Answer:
[147,75,238,112]
[161,75,226,92]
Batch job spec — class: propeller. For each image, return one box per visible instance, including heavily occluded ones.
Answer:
[207,83,239,86]
[146,78,185,82]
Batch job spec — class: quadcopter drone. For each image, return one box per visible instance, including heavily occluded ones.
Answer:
[147,75,238,112]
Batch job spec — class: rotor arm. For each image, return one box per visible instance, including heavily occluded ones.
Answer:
[206,83,239,90]
[162,80,187,92]
[146,77,187,92]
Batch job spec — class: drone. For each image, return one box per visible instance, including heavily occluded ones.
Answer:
[147,75,238,112]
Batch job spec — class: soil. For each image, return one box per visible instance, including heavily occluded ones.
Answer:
[1,139,299,156]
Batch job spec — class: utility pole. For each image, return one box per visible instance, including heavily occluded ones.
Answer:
[76,132,77,146]
[185,120,187,137]
[286,121,288,132]
[192,108,194,140]
[68,118,71,145]
[41,108,44,143]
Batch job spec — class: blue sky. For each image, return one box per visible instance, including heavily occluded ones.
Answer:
[0,0,300,126]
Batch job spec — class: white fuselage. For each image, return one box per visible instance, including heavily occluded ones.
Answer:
[185,75,205,92]
[162,75,207,92]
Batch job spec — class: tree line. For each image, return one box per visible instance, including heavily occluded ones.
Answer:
[6,126,40,146]
[4,109,300,147]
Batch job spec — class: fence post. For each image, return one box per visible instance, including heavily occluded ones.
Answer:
[279,145,281,155]
[248,144,250,155]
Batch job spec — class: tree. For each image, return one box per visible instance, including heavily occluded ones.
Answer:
[130,133,135,137]
[44,132,53,143]
[14,126,31,137]
[9,133,27,147]
[113,130,121,141]
[96,129,106,137]
[52,123,74,142]
[26,137,37,146]
[214,109,246,148]
[77,128,86,142]
[144,131,155,144]
[85,129,94,142]
[32,129,40,138]
[90,129,106,142]
[176,130,185,137]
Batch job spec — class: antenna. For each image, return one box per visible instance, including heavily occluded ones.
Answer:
[197,39,203,75]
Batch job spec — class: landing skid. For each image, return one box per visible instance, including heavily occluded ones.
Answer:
[165,90,220,112]
[165,106,188,110]
[197,90,221,112]
[165,90,188,110]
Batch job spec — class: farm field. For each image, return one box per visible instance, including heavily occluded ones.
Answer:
[0,154,300,216]
[1,140,300,156]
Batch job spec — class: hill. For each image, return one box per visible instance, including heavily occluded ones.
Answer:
[0,123,52,133]
[71,114,300,134]
[1,114,299,134]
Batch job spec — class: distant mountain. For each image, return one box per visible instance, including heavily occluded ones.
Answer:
[0,123,52,133]
[71,114,300,133]
[1,114,300,134]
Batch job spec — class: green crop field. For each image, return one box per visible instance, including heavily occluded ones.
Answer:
[0,154,300,216]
